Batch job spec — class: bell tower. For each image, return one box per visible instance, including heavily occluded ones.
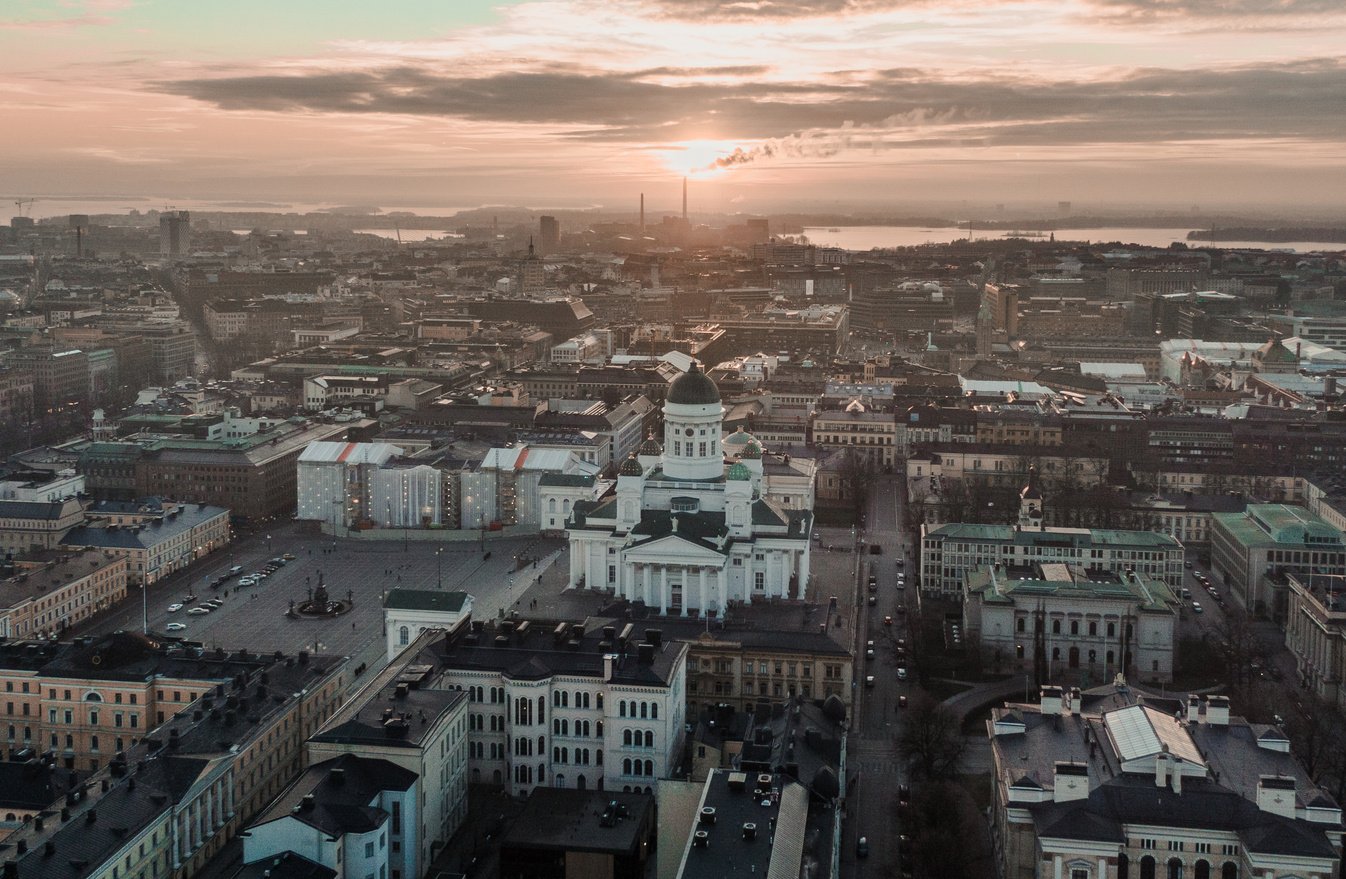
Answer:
[1019,466,1044,528]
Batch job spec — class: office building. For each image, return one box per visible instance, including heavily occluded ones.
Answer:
[1209,504,1346,622]
[158,210,191,257]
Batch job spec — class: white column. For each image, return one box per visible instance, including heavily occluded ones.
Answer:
[569,543,580,588]
[699,567,707,616]
[643,565,652,607]
[681,567,690,616]
[1098,857,1107,878]
[227,776,235,818]
[717,567,727,615]
[1052,854,1062,879]
[659,567,668,615]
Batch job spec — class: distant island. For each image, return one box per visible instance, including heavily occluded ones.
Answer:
[1188,227,1346,244]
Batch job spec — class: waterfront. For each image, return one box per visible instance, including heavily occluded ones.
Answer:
[802,225,1346,253]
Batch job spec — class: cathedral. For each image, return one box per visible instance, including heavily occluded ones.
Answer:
[565,363,813,616]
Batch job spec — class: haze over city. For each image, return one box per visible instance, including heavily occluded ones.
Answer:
[4,0,1346,213]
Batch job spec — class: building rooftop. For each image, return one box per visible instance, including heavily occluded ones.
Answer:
[675,770,808,879]
[500,788,653,855]
[310,661,464,751]
[249,754,415,836]
[382,589,471,613]
[927,523,1183,550]
[61,504,229,552]
[1212,504,1344,548]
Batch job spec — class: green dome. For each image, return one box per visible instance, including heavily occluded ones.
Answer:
[618,456,644,477]
[740,441,762,460]
[666,361,720,405]
[638,436,663,456]
[727,462,752,481]
[724,427,757,446]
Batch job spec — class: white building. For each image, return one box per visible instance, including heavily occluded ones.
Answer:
[459,445,600,530]
[990,687,1343,879]
[303,375,385,411]
[963,563,1180,682]
[370,463,444,528]
[242,755,419,879]
[550,330,613,364]
[566,363,813,617]
[307,640,470,876]
[920,474,1184,597]
[434,619,687,797]
[383,588,474,661]
[0,469,84,502]
[296,441,399,529]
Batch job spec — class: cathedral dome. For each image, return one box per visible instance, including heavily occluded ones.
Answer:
[727,462,752,481]
[618,455,644,477]
[740,441,762,460]
[666,362,720,405]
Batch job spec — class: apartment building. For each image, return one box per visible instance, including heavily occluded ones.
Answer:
[0,550,128,640]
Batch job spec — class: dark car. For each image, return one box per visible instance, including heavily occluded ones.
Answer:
[856,837,870,858]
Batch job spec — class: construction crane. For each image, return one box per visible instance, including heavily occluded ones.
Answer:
[13,199,35,217]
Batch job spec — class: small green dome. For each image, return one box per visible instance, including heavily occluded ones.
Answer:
[740,441,762,460]
[618,456,644,477]
[727,462,752,481]
[638,436,663,456]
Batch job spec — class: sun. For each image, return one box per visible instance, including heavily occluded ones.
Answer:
[659,140,742,178]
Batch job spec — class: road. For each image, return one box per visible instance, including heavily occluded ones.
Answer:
[841,474,914,878]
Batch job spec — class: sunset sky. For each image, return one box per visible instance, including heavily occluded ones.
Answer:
[3,0,1345,215]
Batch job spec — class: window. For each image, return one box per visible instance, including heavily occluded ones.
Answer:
[399,626,409,645]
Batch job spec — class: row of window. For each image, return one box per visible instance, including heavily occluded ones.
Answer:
[617,700,658,719]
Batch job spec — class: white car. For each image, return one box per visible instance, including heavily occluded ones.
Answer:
[165,622,187,632]
[897,667,908,681]
[237,577,256,587]
[166,603,183,613]
[187,607,210,616]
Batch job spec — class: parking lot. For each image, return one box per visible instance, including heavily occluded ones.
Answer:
[76,521,565,674]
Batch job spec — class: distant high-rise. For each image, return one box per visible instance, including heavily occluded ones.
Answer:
[538,215,560,254]
[682,177,688,220]
[158,210,191,257]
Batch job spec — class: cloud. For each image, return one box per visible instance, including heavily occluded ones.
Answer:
[155,57,1346,155]
[637,0,1346,18]
[0,0,132,30]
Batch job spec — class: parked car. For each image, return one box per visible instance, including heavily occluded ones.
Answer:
[1192,601,1204,613]
[165,622,187,632]
[187,607,210,616]
[883,615,893,626]
[857,836,870,858]
[898,695,908,709]
[897,667,908,681]
[865,675,875,688]
[281,552,296,561]
[228,565,243,576]
[867,595,877,606]
[166,603,183,613]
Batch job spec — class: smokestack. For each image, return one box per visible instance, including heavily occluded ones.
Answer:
[640,193,645,233]
[682,177,688,221]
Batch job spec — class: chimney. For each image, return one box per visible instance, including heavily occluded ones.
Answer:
[1256,776,1297,818]
[637,643,655,665]
[1171,760,1183,794]
[1155,749,1170,788]
[1039,686,1063,716]
[603,653,615,681]
[1053,762,1089,803]
[1204,695,1230,726]
[1186,695,1201,723]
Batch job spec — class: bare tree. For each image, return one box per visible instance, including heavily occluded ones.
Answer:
[838,446,876,523]
[898,693,969,781]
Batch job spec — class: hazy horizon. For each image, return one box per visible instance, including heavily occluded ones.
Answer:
[4,0,1346,213]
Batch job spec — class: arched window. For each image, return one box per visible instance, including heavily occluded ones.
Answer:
[548,498,556,513]
[623,730,633,746]
[619,702,627,718]
[623,758,632,774]
[563,499,571,513]
[1070,620,1079,636]
[1052,619,1061,634]
[1193,860,1210,879]
[1107,650,1115,666]
[596,749,603,765]
[1089,650,1097,664]
[538,735,545,754]
[561,747,568,763]
[640,702,648,719]
[553,746,560,762]
[399,626,409,645]
[1052,647,1061,661]
[1088,621,1098,636]
[651,704,658,720]
[84,693,102,702]
[596,720,603,736]
[644,759,653,775]
[538,696,546,718]
[644,730,653,747]
[553,692,562,707]
[596,694,603,711]
[1220,863,1237,879]
[1017,617,1025,632]
[1118,854,1129,879]
[537,764,545,784]
[553,719,561,734]
[1140,856,1155,879]
[1167,857,1182,879]
[562,692,569,708]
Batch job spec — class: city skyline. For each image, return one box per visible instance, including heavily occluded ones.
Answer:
[3,0,1346,211]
